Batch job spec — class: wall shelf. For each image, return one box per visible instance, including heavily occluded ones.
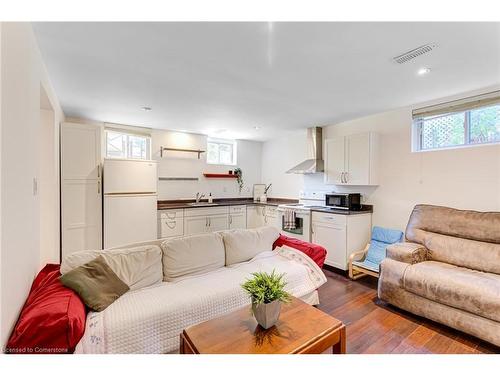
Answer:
[160,146,205,159]
[159,177,199,181]
[203,173,238,178]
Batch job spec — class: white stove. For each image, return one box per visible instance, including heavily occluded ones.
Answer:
[277,191,330,241]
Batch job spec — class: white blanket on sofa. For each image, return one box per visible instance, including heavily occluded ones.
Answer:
[75,247,326,354]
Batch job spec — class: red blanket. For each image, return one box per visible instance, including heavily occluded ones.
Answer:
[273,234,327,268]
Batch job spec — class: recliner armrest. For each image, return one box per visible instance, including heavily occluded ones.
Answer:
[386,242,427,264]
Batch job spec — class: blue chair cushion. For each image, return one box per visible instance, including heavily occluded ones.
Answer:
[356,226,404,272]
[371,226,404,244]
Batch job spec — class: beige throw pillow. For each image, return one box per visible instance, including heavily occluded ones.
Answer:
[222,226,280,266]
[161,233,225,281]
[61,245,163,291]
[60,256,129,312]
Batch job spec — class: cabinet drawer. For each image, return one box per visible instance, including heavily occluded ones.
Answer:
[312,212,347,226]
[159,218,184,238]
[159,209,184,220]
[230,205,247,214]
[184,206,229,217]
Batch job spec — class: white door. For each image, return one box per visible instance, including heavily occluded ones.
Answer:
[104,194,157,248]
[104,159,157,194]
[62,180,102,252]
[312,223,347,269]
[208,214,229,232]
[346,133,370,185]
[229,213,246,229]
[324,137,345,185]
[61,122,102,255]
[184,216,209,235]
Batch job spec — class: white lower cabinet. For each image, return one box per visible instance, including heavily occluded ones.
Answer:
[311,211,372,270]
[159,204,278,237]
[229,205,247,229]
[246,205,265,228]
[183,216,208,236]
[263,206,280,230]
[208,214,229,232]
[158,210,184,238]
[183,206,229,235]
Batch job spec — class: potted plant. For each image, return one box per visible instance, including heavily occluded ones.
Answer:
[241,270,292,329]
[234,168,243,193]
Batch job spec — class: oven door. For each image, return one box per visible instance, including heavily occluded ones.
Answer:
[281,214,304,236]
[279,210,310,241]
[325,194,348,209]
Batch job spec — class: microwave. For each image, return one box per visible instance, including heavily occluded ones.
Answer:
[325,193,361,210]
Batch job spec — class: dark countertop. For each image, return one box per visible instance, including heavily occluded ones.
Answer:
[157,197,299,210]
[310,205,373,215]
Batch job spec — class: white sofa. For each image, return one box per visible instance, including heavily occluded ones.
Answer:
[60,227,327,354]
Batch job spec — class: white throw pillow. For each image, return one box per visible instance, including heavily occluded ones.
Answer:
[221,226,280,266]
[161,233,225,281]
[61,245,163,291]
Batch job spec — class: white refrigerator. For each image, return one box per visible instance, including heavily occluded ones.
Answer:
[103,159,158,248]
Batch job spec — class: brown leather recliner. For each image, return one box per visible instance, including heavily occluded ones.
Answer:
[378,204,500,347]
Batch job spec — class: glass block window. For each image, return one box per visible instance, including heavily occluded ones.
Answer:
[105,130,151,160]
[413,102,500,151]
[206,138,237,165]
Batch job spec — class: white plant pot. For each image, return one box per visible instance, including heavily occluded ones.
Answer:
[252,300,281,329]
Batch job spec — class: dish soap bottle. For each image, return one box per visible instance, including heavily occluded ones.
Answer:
[208,193,213,204]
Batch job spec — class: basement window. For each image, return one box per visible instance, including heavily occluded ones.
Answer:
[206,138,237,165]
[105,130,151,160]
[412,92,500,152]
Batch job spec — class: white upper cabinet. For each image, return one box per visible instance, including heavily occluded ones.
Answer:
[61,122,101,180]
[324,132,379,186]
[324,137,345,185]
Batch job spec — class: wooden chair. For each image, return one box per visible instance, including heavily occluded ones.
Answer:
[348,226,403,280]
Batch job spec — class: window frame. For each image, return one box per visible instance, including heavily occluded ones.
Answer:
[413,103,500,152]
[105,129,152,160]
[206,137,238,166]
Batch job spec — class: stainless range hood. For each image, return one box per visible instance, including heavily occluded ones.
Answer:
[286,127,324,174]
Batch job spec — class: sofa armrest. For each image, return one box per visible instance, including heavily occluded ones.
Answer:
[273,234,327,268]
[386,242,427,264]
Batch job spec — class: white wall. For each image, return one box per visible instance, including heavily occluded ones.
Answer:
[0,22,64,347]
[261,86,500,231]
[39,107,60,266]
[152,129,263,199]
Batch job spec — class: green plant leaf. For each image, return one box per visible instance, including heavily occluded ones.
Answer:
[241,269,292,305]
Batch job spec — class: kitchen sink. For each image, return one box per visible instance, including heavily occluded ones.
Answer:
[186,202,219,207]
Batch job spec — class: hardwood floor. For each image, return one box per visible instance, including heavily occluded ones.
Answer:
[317,268,499,354]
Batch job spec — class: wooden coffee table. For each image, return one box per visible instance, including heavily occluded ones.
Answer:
[180,297,346,354]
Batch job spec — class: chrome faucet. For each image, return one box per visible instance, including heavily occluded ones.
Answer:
[195,192,206,203]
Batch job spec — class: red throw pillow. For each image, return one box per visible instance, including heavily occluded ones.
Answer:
[6,264,87,354]
[273,234,327,268]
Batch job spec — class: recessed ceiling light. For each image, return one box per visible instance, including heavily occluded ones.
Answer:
[141,106,152,111]
[254,126,261,130]
[417,67,431,76]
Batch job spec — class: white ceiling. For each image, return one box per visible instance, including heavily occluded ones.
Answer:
[33,22,500,141]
